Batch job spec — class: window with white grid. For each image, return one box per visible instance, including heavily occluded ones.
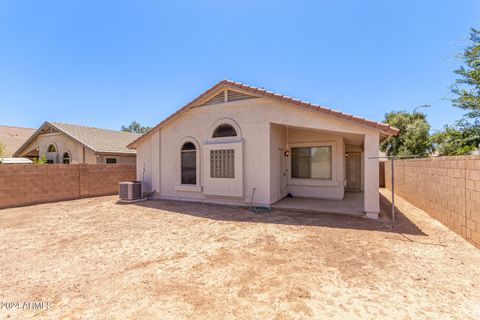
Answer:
[210,149,235,178]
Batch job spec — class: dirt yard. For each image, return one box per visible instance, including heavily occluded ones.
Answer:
[1,189,480,319]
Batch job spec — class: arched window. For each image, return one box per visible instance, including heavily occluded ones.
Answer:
[63,152,70,164]
[181,142,196,185]
[47,144,57,152]
[212,124,237,138]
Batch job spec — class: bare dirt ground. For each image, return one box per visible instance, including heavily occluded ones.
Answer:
[1,189,480,319]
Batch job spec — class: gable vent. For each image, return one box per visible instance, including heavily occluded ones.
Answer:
[203,91,226,105]
[227,90,255,102]
[200,89,258,107]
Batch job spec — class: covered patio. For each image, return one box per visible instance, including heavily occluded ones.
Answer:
[269,121,380,218]
[272,192,365,217]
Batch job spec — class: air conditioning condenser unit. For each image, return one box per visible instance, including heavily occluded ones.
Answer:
[119,181,142,201]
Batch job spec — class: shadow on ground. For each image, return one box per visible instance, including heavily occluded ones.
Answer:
[130,192,426,236]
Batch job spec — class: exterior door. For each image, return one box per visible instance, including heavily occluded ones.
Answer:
[346,153,362,192]
[278,149,288,200]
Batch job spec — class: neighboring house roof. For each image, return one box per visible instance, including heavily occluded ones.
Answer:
[128,80,400,148]
[14,121,141,156]
[0,157,33,164]
[0,125,36,157]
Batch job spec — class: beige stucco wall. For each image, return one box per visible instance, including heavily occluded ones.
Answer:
[136,130,161,193]
[96,154,136,164]
[139,101,270,206]
[136,96,380,212]
[364,133,380,214]
[269,124,287,203]
[22,132,93,164]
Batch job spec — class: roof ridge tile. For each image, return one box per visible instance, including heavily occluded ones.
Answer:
[128,80,399,148]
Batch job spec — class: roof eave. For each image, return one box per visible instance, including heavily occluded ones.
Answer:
[127,80,400,147]
[95,151,137,155]
[14,121,100,156]
[13,121,50,157]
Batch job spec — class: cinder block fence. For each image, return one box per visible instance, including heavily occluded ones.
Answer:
[0,164,136,209]
[385,156,480,248]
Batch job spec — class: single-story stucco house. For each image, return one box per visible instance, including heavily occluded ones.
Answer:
[0,125,35,157]
[128,80,399,218]
[14,121,140,164]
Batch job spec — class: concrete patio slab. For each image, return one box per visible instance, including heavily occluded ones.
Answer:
[272,192,365,217]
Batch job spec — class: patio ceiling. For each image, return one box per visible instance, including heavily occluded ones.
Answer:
[280,124,365,146]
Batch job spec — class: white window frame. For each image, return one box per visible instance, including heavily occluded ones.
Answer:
[288,141,339,187]
[62,151,71,164]
[105,157,118,164]
[210,149,235,179]
[175,137,202,192]
[47,144,57,153]
[207,118,242,144]
[45,142,58,163]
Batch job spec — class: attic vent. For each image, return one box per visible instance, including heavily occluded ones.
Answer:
[227,90,254,102]
[203,92,226,105]
[200,90,258,107]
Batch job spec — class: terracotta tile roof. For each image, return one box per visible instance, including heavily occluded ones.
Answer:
[128,80,399,148]
[14,122,141,156]
[0,125,36,157]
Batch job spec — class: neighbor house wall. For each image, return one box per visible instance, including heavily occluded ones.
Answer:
[96,154,136,164]
[385,156,480,248]
[21,132,95,164]
[0,164,135,209]
[19,133,136,165]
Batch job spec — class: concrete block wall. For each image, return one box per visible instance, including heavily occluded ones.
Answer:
[379,162,385,188]
[385,156,480,248]
[0,164,136,209]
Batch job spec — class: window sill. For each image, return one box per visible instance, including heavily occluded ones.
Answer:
[175,185,202,192]
[288,179,339,187]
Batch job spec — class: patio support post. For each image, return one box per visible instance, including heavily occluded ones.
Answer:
[364,133,380,219]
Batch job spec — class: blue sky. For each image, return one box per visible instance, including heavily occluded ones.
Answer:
[0,0,479,131]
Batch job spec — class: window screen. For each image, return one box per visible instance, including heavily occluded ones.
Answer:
[291,147,332,179]
[210,149,235,178]
[106,158,117,164]
[212,124,237,138]
[181,142,197,185]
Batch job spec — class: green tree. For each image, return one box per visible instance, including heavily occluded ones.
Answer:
[0,142,4,157]
[33,154,47,165]
[451,28,480,119]
[380,111,432,156]
[121,121,151,134]
[434,27,480,156]
[431,120,480,155]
